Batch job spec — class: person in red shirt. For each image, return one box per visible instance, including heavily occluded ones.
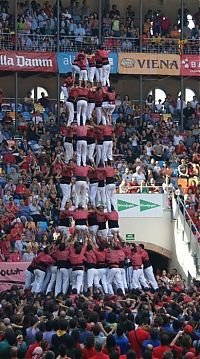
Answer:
[138,244,158,290]
[88,168,98,207]
[105,210,119,236]
[95,129,104,167]
[8,248,22,262]
[130,245,149,290]
[5,197,19,216]
[128,324,150,359]
[82,335,96,359]
[60,164,74,211]
[93,242,108,294]
[96,205,107,239]
[95,87,103,125]
[87,126,96,165]
[95,49,103,84]
[79,53,88,86]
[69,238,88,294]
[85,239,98,296]
[76,84,89,126]
[76,125,88,167]
[152,333,171,359]
[74,165,94,208]
[99,46,110,87]
[63,126,75,164]
[31,247,55,294]
[102,125,114,165]
[96,167,106,207]
[61,71,73,103]
[86,84,96,121]
[66,85,78,126]
[91,341,109,359]
[105,241,125,295]
[53,242,70,297]
[104,165,115,212]
[72,52,81,79]
[67,206,89,234]
[87,49,96,84]
[15,178,28,199]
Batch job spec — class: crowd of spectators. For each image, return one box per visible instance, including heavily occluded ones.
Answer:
[0,1,199,52]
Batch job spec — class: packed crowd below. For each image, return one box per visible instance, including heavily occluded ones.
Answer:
[0,1,199,52]
[0,43,199,358]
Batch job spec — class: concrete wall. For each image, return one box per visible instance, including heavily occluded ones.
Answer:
[119,209,172,258]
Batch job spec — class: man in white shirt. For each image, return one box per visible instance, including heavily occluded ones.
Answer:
[173,130,184,146]
[190,95,198,109]
[122,167,132,182]
[32,110,43,125]
[132,166,145,185]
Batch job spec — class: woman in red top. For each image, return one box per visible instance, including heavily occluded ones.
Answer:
[82,335,96,359]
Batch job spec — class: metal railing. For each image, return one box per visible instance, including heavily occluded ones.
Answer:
[103,36,200,54]
[0,33,99,52]
[0,32,199,54]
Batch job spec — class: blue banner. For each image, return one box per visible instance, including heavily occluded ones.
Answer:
[57,51,118,74]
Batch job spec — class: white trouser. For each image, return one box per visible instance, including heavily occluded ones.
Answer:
[105,183,115,212]
[64,142,73,163]
[107,268,123,294]
[60,183,71,210]
[66,101,74,125]
[72,64,80,76]
[87,143,96,163]
[132,268,149,290]
[108,227,119,237]
[127,266,133,289]
[113,268,126,295]
[46,265,57,294]
[55,268,69,296]
[24,269,34,289]
[120,268,128,290]
[144,266,158,290]
[32,269,46,293]
[41,268,52,293]
[89,182,98,206]
[96,144,102,166]
[87,102,95,120]
[76,140,87,166]
[75,180,87,208]
[89,225,98,242]
[95,67,103,83]
[102,140,113,162]
[75,224,88,232]
[61,86,69,102]
[98,268,108,294]
[72,269,84,294]
[102,64,111,86]
[102,103,115,123]
[58,226,70,238]
[96,186,106,206]
[87,268,99,288]
[79,69,88,81]
[102,102,109,124]
[97,228,108,239]
[88,67,96,83]
[95,107,102,125]
[77,100,87,126]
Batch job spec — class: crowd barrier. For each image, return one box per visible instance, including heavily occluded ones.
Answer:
[0,262,30,291]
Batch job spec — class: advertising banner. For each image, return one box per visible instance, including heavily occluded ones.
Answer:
[180,55,200,77]
[0,51,57,72]
[114,194,163,218]
[57,51,118,74]
[118,53,180,76]
[0,262,30,291]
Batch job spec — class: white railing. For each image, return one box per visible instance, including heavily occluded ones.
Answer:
[173,196,200,274]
